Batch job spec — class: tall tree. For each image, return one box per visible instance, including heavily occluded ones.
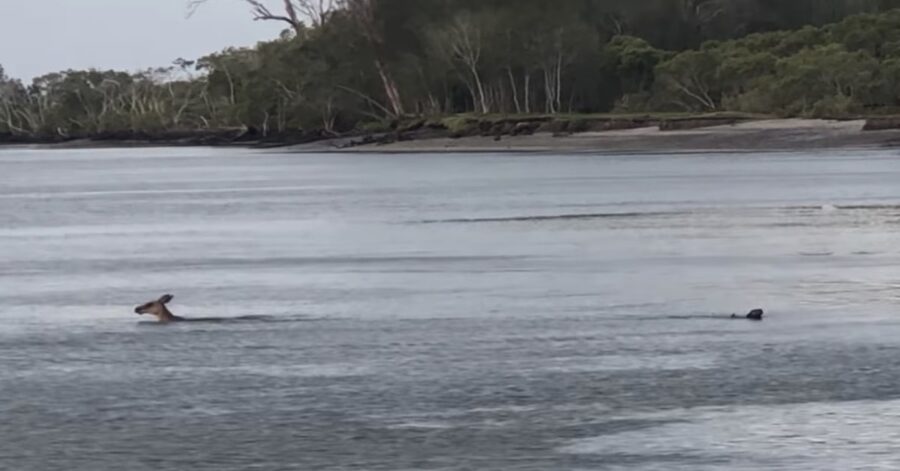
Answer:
[338,0,405,116]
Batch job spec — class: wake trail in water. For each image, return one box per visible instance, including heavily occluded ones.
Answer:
[415,202,900,225]
[417,211,683,224]
[136,315,319,326]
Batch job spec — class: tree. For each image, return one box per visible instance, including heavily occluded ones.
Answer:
[769,44,881,116]
[338,0,405,116]
[188,0,339,34]
[432,12,491,114]
[9,0,900,141]
[655,50,723,111]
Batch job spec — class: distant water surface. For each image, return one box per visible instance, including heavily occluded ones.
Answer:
[3,147,900,470]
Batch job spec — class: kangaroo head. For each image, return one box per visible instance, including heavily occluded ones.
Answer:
[134,294,176,321]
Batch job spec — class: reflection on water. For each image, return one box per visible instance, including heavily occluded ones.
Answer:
[2,147,900,470]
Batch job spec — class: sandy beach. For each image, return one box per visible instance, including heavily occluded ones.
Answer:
[292,119,900,154]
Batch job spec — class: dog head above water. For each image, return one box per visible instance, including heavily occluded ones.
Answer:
[731,308,764,320]
[134,294,182,322]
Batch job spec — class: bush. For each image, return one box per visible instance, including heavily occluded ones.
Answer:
[809,95,860,118]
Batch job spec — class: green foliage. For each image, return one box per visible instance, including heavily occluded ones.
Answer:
[654,50,723,111]
[642,9,900,117]
[605,36,669,94]
[441,115,478,134]
[5,1,900,138]
[826,10,900,57]
[767,45,881,115]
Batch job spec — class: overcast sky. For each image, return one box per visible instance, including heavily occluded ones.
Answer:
[0,0,283,80]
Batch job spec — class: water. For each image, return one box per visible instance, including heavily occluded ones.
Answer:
[2,147,900,470]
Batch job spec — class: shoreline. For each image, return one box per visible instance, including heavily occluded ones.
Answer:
[294,119,900,154]
[4,118,900,154]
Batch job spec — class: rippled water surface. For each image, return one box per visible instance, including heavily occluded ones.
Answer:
[3,147,900,470]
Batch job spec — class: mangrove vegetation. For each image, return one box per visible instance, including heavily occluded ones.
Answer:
[4,0,900,142]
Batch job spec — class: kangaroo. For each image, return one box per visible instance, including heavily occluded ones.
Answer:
[732,308,764,321]
[134,294,185,323]
[133,294,275,324]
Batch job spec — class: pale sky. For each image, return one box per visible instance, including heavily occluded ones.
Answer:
[0,0,284,80]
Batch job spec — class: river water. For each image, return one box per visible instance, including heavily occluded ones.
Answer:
[2,147,900,470]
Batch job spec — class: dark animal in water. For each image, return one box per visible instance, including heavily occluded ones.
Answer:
[133,294,273,324]
[134,294,184,323]
[732,308,764,320]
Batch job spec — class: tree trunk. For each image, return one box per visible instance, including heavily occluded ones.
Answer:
[374,59,403,117]
[543,67,557,114]
[470,65,488,114]
[343,0,404,117]
[524,73,531,114]
[507,68,522,114]
[555,50,563,113]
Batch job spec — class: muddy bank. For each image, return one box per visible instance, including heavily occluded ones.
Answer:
[0,113,759,149]
[0,128,332,148]
[5,115,900,153]
[298,119,900,154]
[305,114,766,150]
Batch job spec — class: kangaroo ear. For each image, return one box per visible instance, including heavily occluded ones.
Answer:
[158,294,174,304]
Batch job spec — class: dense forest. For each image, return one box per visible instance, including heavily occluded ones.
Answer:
[4,0,900,141]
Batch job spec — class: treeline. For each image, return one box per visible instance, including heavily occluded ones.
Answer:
[4,0,900,139]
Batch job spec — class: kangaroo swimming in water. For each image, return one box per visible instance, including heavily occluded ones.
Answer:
[732,308,764,321]
[133,294,274,324]
[134,294,184,323]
